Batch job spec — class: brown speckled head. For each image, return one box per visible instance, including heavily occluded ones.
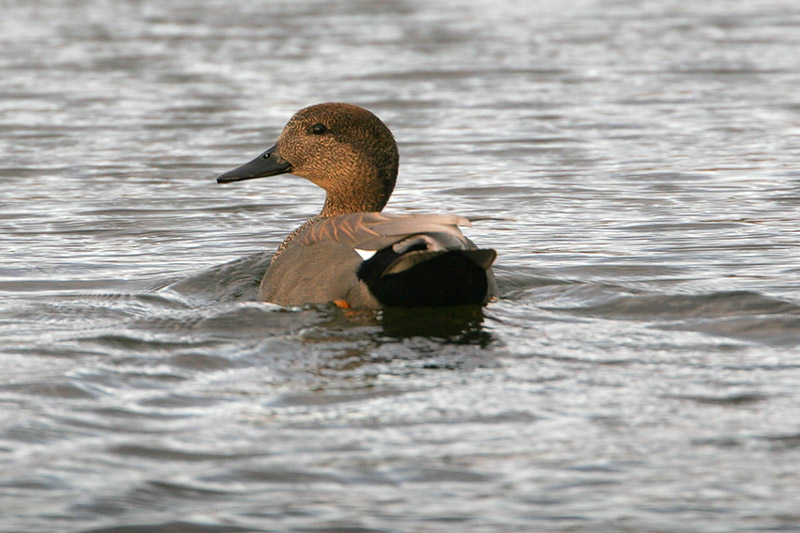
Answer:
[218,103,399,217]
[276,103,398,216]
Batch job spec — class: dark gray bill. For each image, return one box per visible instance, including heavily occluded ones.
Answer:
[216,144,292,184]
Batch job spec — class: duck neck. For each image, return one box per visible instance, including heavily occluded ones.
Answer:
[319,167,394,217]
[320,189,387,217]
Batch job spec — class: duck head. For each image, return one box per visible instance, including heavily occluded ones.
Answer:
[217,103,399,217]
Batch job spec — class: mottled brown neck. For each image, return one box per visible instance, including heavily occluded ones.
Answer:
[319,167,391,217]
[320,192,387,217]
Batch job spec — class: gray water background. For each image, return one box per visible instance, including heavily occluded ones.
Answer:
[2,0,800,531]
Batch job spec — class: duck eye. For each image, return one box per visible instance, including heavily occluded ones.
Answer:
[311,123,327,135]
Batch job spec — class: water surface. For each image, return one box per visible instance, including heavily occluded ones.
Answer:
[2,0,800,531]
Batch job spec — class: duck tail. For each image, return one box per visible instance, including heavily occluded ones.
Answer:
[357,235,496,307]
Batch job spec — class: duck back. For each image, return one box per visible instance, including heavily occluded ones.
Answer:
[260,213,496,308]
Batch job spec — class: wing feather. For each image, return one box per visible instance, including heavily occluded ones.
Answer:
[303,213,471,251]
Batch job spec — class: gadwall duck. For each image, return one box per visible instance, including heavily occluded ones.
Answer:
[217,102,497,309]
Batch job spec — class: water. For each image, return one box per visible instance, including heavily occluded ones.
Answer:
[2,0,800,531]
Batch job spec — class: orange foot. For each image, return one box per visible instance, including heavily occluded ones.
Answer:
[332,299,350,309]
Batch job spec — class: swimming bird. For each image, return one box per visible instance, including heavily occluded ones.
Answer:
[217,103,496,309]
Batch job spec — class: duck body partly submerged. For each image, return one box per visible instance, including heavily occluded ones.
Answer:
[217,103,497,309]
